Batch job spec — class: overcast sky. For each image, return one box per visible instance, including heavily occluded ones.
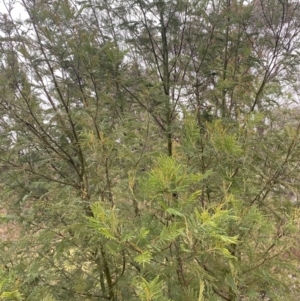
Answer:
[0,1,28,21]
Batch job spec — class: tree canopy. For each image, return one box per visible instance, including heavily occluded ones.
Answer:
[0,0,300,300]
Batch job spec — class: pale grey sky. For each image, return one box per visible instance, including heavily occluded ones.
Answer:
[0,0,28,21]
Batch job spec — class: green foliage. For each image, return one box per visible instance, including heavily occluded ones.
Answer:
[133,276,170,301]
[0,272,23,301]
[0,0,300,300]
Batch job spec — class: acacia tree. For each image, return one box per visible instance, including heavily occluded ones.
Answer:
[0,0,300,300]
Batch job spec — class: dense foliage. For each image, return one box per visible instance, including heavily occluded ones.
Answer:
[0,0,300,300]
